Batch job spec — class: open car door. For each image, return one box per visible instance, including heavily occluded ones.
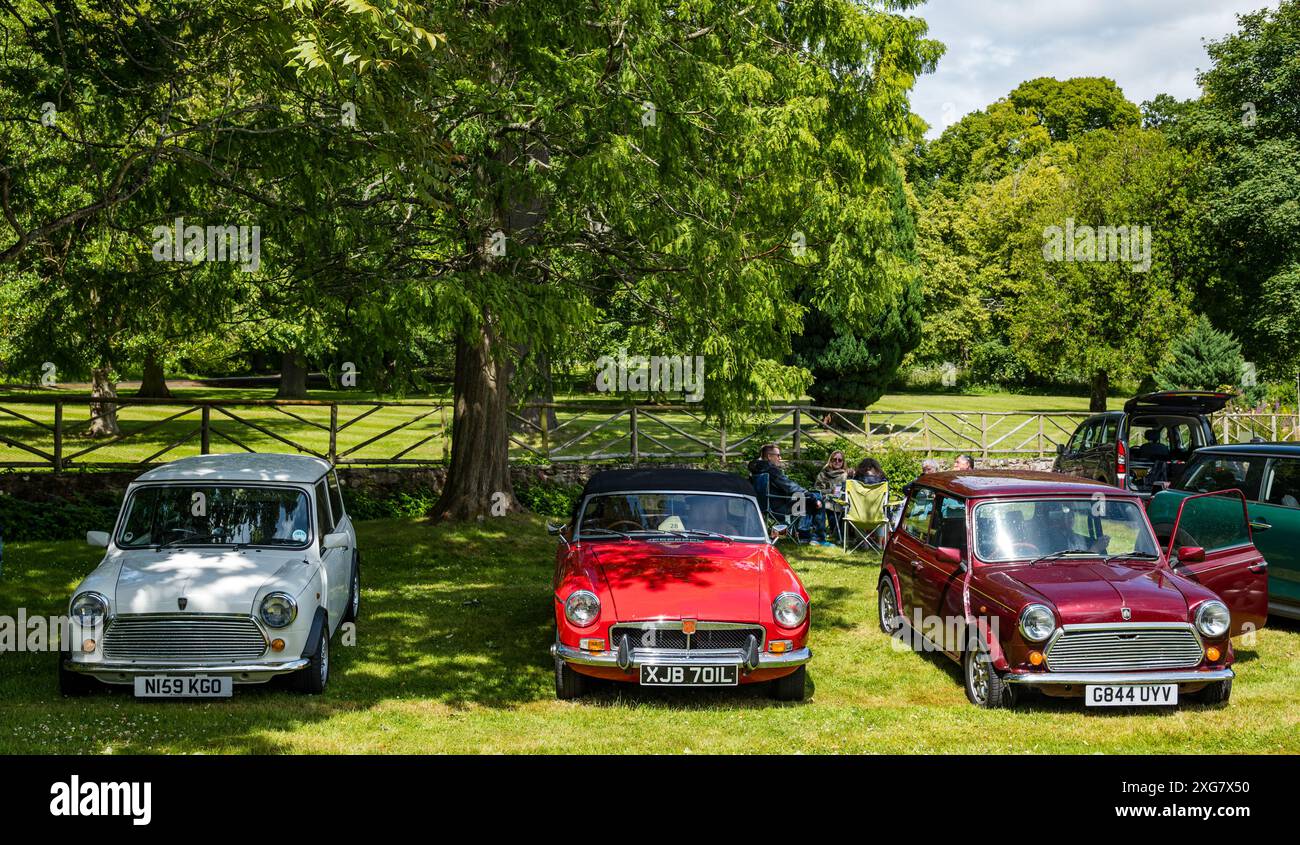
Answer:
[1167,489,1269,637]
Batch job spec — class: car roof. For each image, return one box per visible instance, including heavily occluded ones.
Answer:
[915,470,1121,499]
[581,468,756,498]
[1193,442,1300,458]
[134,453,332,484]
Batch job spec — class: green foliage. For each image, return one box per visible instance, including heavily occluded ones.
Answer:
[514,480,582,518]
[342,488,439,521]
[0,491,120,543]
[1154,315,1246,392]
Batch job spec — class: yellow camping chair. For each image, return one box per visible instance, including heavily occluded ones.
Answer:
[842,479,901,553]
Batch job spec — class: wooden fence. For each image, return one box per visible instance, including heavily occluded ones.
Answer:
[0,397,1297,470]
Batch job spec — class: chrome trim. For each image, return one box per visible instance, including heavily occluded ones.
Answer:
[552,642,811,669]
[260,592,299,628]
[1194,600,1230,638]
[1043,622,1205,673]
[101,613,270,662]
[772,592,808,627]
[1018,604,1054,642]
[64,659,309,677]
[1004,668,1233,686]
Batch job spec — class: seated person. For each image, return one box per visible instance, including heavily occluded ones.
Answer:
[748,442,826,543]
[1038,504,1107,554]
[852,457,887,484]
[1133,428,1170,462]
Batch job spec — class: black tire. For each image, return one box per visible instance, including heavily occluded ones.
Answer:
[769,665,808,701]
[58,652,97,697]
[554,657,588,700]
[878,575,903,634]
[341,555,360,625]
[291,614,330,694]
[1196,678,1232,705]
[963,645,1014,709]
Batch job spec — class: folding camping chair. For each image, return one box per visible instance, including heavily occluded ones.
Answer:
[751,472,809,545]
[841,479,901,553]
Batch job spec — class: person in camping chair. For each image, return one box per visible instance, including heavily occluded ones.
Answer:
[747,443,827,543]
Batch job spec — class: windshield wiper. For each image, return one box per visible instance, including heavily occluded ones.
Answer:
[578,528,632,541]
[1103,551,1161,565]
[672,529,735,544]
[155,531,219,550]
[1027,549,1096,566]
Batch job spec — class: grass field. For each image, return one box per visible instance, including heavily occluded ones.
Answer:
[0,387,1096,468]
[1,514,1297,754]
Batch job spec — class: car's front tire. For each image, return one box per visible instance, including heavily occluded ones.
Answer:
[554,657,588,700]
[291,613,330,694]
[57,652,97,697]
[1195,678,1232,706]
[342,554,360,625]
[963,646,1013,709]
[769,665,807,701]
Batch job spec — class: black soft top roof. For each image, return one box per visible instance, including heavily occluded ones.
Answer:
[580,468,755,498]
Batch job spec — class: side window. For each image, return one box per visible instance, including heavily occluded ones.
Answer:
[901,488,936,543]
[932,495,967,550]
[1263,459,1300,508]
[327,472,346,521]
[1178,456,1264,499]
[1099,418,1118,446]
[1066,423,1087,453]
[315,480,334,547]
[1080,420,1100,451]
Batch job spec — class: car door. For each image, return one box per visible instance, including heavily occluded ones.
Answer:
[1058,419,1092,476]
[1167,489,1269,636]
[1251,457,1300,612]
[327,471,355,552]
[913,494,968,652]
[315,479,349,624]
[885,487,936,620]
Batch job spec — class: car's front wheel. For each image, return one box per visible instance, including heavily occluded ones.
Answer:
[57,652,97,697]
[291,614,330,694]
[963,646,1013,709]
[1195,678,1232,706]
[769,665,807,701]
[554,657,588,700]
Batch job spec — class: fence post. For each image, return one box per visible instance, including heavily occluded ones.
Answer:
[980,413,988,460]
[924,413,932,456]
[53,403,63,472]
[1038,415,1045,458]
[328,404,338,463]
[539,404,550,459]
[200,406,210,455]
[793,409,802,459]
[719,425,727,467]
[1223,415,1230,443]
[630,406,640,465]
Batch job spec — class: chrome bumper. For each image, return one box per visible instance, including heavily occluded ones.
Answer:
[64,659,309,683]
[1004,668,1234,686]
[551,642,811,670]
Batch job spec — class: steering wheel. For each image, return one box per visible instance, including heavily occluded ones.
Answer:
[603,519,644,532]
[1010,542,1040,558]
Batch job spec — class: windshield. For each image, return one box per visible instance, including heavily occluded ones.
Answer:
[973,498,1159,563]
[117,485,313,549]
[578,492,767,541]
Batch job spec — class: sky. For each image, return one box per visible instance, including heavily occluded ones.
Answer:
[911,0,1282,137]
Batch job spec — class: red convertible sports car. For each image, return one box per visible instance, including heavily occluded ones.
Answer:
[549,469,812,700]
[879,471,1268,708]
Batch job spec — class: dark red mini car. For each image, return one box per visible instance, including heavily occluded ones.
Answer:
[549,469,812,700]
[879,471,1268,708]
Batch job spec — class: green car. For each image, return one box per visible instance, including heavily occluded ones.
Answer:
[1148,443,1300,621]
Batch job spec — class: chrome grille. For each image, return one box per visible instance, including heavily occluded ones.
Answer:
[103,615,268,661]
[1044,624,1203,672]
[608,623,764,652]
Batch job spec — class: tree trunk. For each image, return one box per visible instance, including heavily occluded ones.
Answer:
[87,366,121,438]
[1089,370,1109,413]
[276,351,309,399]
[432,316,517,521]
[136,351,172,398]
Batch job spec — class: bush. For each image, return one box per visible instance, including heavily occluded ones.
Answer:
[343,487,439,520]
[514,480,582,518]
[0,492,121,542]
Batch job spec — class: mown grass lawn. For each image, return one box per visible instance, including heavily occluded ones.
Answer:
[1,513,1297,754]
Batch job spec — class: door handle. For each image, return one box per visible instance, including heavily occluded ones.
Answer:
[910,559,923,571]
[1249,520,1272,531]
[1248,561,1268,573]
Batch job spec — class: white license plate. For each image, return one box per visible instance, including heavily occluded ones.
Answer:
[639,664,738,686]
[1085,684,1178,707]
[133,675,233,698]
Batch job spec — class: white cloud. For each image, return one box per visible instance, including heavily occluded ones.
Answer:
[910,0,1282,137]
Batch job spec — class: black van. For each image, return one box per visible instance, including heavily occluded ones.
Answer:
[1052,391,1232,494]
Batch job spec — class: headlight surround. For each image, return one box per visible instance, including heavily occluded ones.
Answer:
[70,592,109,627]
[260,592,298,628]
[772,592,808,628]
[564,590,601,627]
[1018,604,1056,642]
[1195,600,1231,638]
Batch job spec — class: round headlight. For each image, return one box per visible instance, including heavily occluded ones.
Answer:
[260,592,298,628]
[1019,604,1056,642]
[70,592,109,627]
[1195,600,1231,638]
[772,592,808,628]
[564,590,601,627]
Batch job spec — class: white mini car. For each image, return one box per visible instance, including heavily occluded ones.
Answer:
[60,453,359,697]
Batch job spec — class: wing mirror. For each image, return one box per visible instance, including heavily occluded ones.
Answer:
[86,531,109,548]
[322,532,350,550]
[546,522,565,536]
[1055,443,1065,456]
[1176,546,1206,564]
[770,523,790,540]
[936,546,964,566]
